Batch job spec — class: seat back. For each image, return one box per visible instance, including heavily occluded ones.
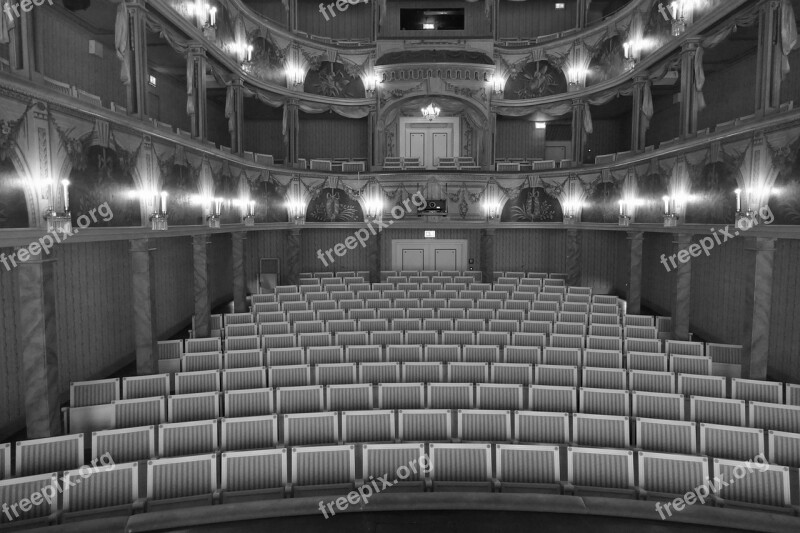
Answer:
[92,426,155,464]
[572,413,630,447]
[292,445,355,487]
[148,454,217,501]
[63,462,137,513]
[16,434,84,477]
[159,419,218,457]
[567,447,634,489]
[341,410,395,443]
[224,388,273,418]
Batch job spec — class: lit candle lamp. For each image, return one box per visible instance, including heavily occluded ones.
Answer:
[663,195,670,215]
[215,198,222,216]
[623,42,630,59]
[619,200,625,216]
[209,6,216,26]
[734,188,741,212]
[247,45,253,61]
[161,191,167,214]
[61,180,70,212]
[250,200,256,216]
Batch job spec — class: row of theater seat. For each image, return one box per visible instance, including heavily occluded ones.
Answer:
[13,406,800,476]
[1,441,797,527]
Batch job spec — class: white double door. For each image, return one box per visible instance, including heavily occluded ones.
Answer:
[391,239,468,272]
[399,117,460,169]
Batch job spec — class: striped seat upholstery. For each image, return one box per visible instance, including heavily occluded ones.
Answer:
[627,353,668,372]
[168,392,220,422]
[491,363,533,385]
[403,362,445,383]
[159,420,218,457]
[699,423,764,461]
[16,434,84,477]
[628,370,674,394]
[63,462,138,516]
[268,365,311,388]
[666,340,705,357]
[637,451,707,499]
[429,443,492,492]
[276,385,324,414]
[291,445,356,497]
[514,412,570,444]
[221,449,287,502]
[748,402,800,433]
[327,384,373,411]
[476,384,524,410]
[731,378,783,404]
[671,355,712,375]
[529,385,577,412]
[224,350,263,369]
[567,447,635,494]
[428,383,473,409]
[543,348,581,367]
[220,415,278,451]
[360,362,400,384]
[222,368,267,391]
[767,430,800,468]
[147,454,218,510]
[463,345,500,363]
[504,346,541,364]
[458,410,512,442]
[0,473,59,525]
[398,409,452,441]
[690,397,746,426]
[379,383,424,409]
[582,368,627,390]
[0,443,9,480]
[224,388,273,418]
[283,412,338,446]
[631,391,684,420]
[535,365,578,387]
[572,414,630,448]
[175,370,220,394]
[341,410,395,443]
[362,443,427,491]
[181,353,223,372]
[371,330,403,346]
[448,363,488,383]
[678,374,726,398]
[583,349,623,368]
[387,345,423,363]
[425,345,461,363]
[70,378,119,407]
[711,459,791,509]
[315,363,357,385]
[92,426,155,464]
[495,444,561,493]
[345,345,381,363]
[115,397,165,428]
[635,418,696,454]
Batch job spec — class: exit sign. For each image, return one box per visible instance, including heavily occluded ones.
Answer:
[424,231,436,238]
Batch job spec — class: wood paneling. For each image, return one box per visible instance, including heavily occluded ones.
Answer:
[53,241,134,397]
[0,249,24,437]
[496,118,537,159]
[208,234,233,307]
[153,237,194,337]
[247,230,287,290]
[698,53,758,131]
[769,239,800,383]
[689,236,747,344]
[244,0,288,26]
[497,0,577,40]
[581,230,625,295]
[243,120,285,159]
[298,115,368,160]
[297,0,372,39]
[641,232,674,316]
[494,229,566,274]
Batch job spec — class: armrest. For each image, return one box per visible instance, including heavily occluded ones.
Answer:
[491,477,501,492]
[561,481,575,495]
[132,498,147,514]
[635,487,648,500]
[424,477,433,491]
[212,490,222,504]
[49,510,62,525]
[285,482,294,497]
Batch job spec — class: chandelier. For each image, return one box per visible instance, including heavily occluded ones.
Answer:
[421,103,441,121]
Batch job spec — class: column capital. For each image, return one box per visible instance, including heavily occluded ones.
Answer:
[571,98,585,108]
[626,231,644,241]
[681,39,703,53]
[188,43,207,57]
[633,75,650,86]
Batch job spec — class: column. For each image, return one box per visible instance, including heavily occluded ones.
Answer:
[130,239,158,376]
[626,231,644,315]
[571,100,585,164]
[125,0,149,119]
[232,232,247,313]
[231,78,245,156]
[17,251,60,438]
[286,100,299,166]
[566,229,581,287]
[193,235,211,338]
[679,40,701,138]
[631,76,648,152]
[480,228,495,284]
[740,238,776,380]
[368,230,382,284]
[670,233,692,341]
[286,229,301,285]
[576,0,590,28]
[755,0,782,114]
[188,45,208,140]
[490,112,498,166]
[367,109,377,171]
[532,122,546,160]
[289,0,298,31]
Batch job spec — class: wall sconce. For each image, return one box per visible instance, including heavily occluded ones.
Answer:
[623,39,649,70]
[484,201,502,221]
[207,197,222,229]
[241,199,256,226]
[286,66,304,88]
[150,191,168,231]
[364,75,380,97]
[566,67,589,90]
[230,42,253,64]
[563,201,581,224]
[618,199,631,226]
[659,1,691,36]
[364,197,383,222]
[662,195,678,227]
[286,200,306,224]
[45,179,72,234]
[491,75,505,96]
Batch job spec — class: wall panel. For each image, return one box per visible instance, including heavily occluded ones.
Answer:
[641,232,674,315]
[244,0,288,26]
[247,230,287,291]
[297,0,372,39]
[379,0,490,38]
[208,233,233,307]
[769,239,800,383]
[581,230,624,295]
[153,237,194,337]
[497,0,577,40]
[0,249,24,437]
[243,120,285,159]
[298,115,368,160]
[494,229,566,274]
